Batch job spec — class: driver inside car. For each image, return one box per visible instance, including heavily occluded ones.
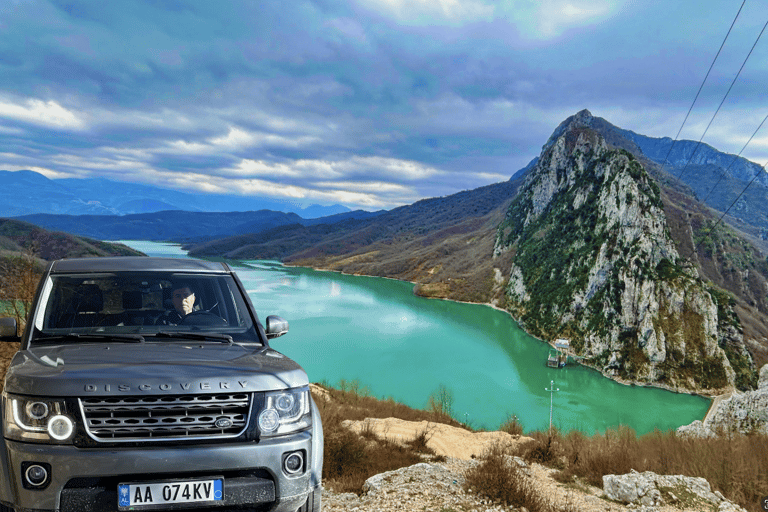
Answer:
[157,282,196,325]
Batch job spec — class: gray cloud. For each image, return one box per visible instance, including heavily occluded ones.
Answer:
[0,0,766,210]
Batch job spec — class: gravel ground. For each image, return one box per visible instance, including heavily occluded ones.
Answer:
[321,457,701,512]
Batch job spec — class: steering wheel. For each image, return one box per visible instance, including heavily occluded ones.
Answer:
[178,310,228,326]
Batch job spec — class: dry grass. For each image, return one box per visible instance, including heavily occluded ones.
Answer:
[316,383,767,511]
[315,379,465,426]
[312,381,450,494]
[515,426,768,512]
[464,442,576,512]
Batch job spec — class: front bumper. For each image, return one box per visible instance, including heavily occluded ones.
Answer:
[3,432,315,512]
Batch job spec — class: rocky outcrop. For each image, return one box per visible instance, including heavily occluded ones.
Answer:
[603,469,746,511]
[494,110,753,393]
[678,364,768,436]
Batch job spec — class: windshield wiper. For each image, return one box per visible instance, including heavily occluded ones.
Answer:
[38,333,145,343]
[152,331,234,344]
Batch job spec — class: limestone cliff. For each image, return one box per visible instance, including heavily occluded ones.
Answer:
[494,111,753,393]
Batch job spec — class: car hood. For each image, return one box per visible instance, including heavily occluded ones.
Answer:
[4,342,308,397]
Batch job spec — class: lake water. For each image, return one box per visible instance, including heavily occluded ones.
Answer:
[124,240,710,434]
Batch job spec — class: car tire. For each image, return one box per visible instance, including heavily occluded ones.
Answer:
[296,487,321,512]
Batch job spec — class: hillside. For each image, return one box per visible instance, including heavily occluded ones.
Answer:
[0,218,146,336]
[618,129,768,239]
[555,112,768,372]
[494,114,752,392]
[0,218,144,260]
[188,178,525,304]
[18,210,305,242]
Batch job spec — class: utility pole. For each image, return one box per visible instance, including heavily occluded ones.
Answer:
[545,380,559,434]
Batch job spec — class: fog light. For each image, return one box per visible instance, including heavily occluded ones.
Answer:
[21,462,52,490]
[283,452,303,475]
[25,465,48,487]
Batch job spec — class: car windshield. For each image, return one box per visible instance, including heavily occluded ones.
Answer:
[30,271,261,345]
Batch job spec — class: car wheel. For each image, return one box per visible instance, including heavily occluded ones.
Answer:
[296,487,321,512]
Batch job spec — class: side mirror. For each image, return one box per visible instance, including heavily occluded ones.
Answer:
[0,317,20,342]
[265,315,289,340]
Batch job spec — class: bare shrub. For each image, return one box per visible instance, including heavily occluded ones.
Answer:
[312,384,449,494]
[405,423,436,454]
[518,429,564,468]
[464,442,556,512]
[528,424,768,512]
[499,413,524,436]
[427,383,454,422]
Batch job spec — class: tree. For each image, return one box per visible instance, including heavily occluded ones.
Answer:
[0,249,44,333]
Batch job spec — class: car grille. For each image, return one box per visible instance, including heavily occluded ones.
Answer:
[79,393,251,442]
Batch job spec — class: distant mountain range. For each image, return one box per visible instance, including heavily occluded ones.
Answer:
[0,170,350,219]
[17,209,382,242]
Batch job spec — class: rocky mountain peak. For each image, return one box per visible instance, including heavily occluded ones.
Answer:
[494,113,754,393]
[540,108,596,153]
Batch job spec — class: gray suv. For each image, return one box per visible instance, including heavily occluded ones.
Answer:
[0,257,322,512]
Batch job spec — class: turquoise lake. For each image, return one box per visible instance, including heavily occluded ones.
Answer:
[125,240,710,434]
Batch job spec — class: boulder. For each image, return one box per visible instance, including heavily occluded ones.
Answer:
[603,470,747,511]
[675,419,714,439]
[362,463,437,494]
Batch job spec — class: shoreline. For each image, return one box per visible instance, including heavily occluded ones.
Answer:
[281,261,719,412]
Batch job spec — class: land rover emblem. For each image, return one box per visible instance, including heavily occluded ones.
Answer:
[215,418,233,429]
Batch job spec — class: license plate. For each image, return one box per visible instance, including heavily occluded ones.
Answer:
[118,478,223,510]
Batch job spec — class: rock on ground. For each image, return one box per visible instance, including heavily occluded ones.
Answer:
[603,469,747,511]
[677,364,768,437]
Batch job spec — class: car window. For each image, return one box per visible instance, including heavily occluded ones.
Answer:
[31,272,261,344]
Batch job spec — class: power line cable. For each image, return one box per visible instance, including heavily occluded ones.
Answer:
[697,111,768,208]
[659,0,746,174]
[690,158,768,260]
[674,17,768,183]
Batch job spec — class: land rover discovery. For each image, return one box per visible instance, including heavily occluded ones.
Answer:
[0,257,322,512]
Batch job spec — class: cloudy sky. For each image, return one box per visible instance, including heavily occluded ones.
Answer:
[1,0,767,211]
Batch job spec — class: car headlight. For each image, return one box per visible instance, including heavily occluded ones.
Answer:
[3,393,75,444]
[257,387,311,437]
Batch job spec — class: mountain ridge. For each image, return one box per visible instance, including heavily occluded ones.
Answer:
[0,170,351,218]
[0,218,144,261]
[16,208,382,242]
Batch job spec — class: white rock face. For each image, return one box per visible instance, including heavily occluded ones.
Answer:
[676,420,715,439]
[678,364,768,436]
[495,110,744,392]
[603,469,747,511]
[506,264,529,303]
